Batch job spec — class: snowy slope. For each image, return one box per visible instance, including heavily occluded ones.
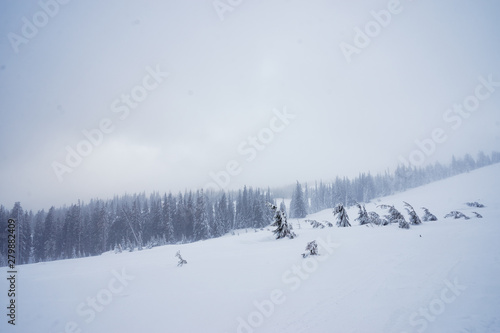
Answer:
[2,164,500,333]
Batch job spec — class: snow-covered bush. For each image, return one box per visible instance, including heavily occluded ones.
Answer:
[306,220,325,229]
[444,211,470,220]
[466,202,485,208]
[421,207,438,221]
[323,220,334,227]
[368,211,382,225]
[398,219,410,229]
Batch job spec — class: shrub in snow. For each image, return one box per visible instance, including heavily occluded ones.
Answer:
[421,207,438,221]
[355,203,370,225]
[333,203,351,227]
[472,212,483,218]
[306,220,325,229]
[267,203,296,239]
[403,201,422,225]
[176,251,187,267]
[368,211,382,225]
[444,211,470,220]
[466,202,485,208]
[302,240,319,258]
[398,219,410,229]
[323,220,334,227]
[378,204,406,224]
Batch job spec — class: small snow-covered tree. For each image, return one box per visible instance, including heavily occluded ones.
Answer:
[333,203,351,227]
[302,240,318,258]
[421,207,437,221]
[368,211,382,225]
[267,203,296,239]
[444,211,470,220]
[378,204,406,224]
[355,203,370,225]
[398,219,410,229]
[403,201,422,225]
[175,250,187,266]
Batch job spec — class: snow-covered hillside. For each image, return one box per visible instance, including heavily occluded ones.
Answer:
[2,164,500,333]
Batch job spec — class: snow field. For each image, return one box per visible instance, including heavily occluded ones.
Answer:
[1,164,499,333]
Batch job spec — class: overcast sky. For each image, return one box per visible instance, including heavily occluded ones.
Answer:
[0,0,499,211]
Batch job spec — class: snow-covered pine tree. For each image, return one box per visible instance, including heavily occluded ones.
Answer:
[355,203,370,225]
[267,202,296,239]
[333,203,351,227]
[377,204,406,224]
[302,240,318,258]
[368,211,382,225]
[421,207,437,221]
[398,219,410,229]
[444,211,470,220]
[403,201,422,225]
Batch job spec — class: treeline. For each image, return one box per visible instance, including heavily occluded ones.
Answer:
[0,188,275,266]
[290,151,500,216]
[1,151,499,266]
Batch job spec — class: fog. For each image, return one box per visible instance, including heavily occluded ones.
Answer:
[0,0,499,211]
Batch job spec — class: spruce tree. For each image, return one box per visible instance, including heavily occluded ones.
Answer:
[333,203,351,227]
[421,207,437,221]
[267,203,296,239]
[403,201,422,225]
[355,203,370,225]
[378,204,406,224]
[290,181,307,218]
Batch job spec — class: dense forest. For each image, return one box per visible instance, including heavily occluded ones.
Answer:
[1,151,498,266]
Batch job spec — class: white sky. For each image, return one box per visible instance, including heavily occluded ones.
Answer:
[0,0,499,211]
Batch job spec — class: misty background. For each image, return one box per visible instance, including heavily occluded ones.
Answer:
[0,0,499,211]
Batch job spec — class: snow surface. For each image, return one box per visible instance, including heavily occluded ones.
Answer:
[2,164,500,333]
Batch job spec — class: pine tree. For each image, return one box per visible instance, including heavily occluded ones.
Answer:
[355,203,370,225]
[333,203,351,227]
[403,201,422,225]
[290,181,308,218]
[302,240,318,258]
[378,204,406,224]
[43,207,57,261]
[267,202,296,239]
[194,190,211,241]
[421,207,437,221]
